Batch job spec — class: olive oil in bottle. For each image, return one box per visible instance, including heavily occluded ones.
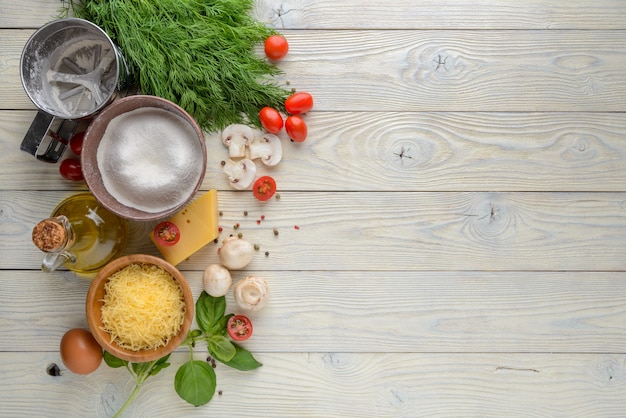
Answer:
[32,192,128,276]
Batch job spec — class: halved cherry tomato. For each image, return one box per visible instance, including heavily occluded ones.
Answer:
[253,176,277,201]
[69,131,85,156]
[59,158,84,181]
[264,35,289,60]
[153,221,180,246]
[259,107,283,134]
[227,315,253,341]
[285,92,314,115]
[285,115,308,142]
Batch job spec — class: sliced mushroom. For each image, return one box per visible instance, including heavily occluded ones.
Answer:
[249,133,282,166]
[222,124,254,158]
[222,159,257,190]
[202,264,232,297]
[233,276,268,311]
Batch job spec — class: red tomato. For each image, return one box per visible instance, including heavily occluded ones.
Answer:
[253,176,277,201]
[264,35,289,60]
[59,158,84,181]
[153,221,181,246]
[285,115,308,142]
[259,107,283,134]
[227,315,253,341]
[285,92,314,115]
[69,131,85,156]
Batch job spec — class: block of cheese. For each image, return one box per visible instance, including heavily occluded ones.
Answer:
[150,189,219,266]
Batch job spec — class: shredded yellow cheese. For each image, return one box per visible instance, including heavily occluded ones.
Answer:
[100,263,186,351]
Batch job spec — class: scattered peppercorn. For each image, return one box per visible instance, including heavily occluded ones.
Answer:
[256,219,261,225]
[294,225,300,230]
[261,215,265,220]
[218,227,223,232]
[243,211,248,216]
[218,390,223,396]
[265,251,269,256]
[234,223,240,229]
[237,232,243,238]
[254,244,260,250]
[220,160,226,166]
[219,211,223,216]
[275,193,281,200]
[273,228,279,236]
[213,238,219,243]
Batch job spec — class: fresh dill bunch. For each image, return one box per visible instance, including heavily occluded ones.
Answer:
[63,0,290,133]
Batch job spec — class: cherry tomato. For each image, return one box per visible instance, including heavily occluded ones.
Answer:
[285,115,308,142]
[259,107,283,134]
[285,92,314,115]
[227,315,253,341]
[59,158,84,181]
[69,131,85,156]
[153,221,181,246]
[264,35,289,60]
[253,176,277,201]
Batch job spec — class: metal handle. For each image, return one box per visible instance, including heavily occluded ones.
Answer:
[20,110,78,163]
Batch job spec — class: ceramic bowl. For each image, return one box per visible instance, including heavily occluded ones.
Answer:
[81,95,206,221]
[85,254,194,363]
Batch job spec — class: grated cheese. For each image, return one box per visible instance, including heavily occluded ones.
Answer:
[100,263,186,351]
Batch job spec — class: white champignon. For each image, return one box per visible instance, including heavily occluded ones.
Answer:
[202,264,233,297]
[233,276,268,311]
[249,133,283,166]
[222,124,254,159]
[222,158,257,190]
[219,236,255,270]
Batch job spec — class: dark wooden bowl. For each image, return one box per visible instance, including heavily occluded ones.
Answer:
[85,254,194,363]
[81,95,206,221]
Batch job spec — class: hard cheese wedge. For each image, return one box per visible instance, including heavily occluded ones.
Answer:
[150,189,219,266]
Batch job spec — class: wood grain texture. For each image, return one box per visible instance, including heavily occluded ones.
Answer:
[5,111,626,192]
[4,29,626,112]
[2,270,626,353]
[1,352,626,417]
[3,191,626,271]
[254,0,626,30]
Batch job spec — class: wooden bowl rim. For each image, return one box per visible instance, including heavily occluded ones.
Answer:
[85,254,194,363]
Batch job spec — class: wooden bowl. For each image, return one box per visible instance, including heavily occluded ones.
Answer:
[85,254,194,363]
[81,95,207,221]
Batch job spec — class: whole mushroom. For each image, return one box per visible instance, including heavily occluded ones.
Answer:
[202,264,232,297]
[222,124,254,158]
[249,133,282,166]
[219,236,255,270]
[234,276,268,311]
[222,158,257,190]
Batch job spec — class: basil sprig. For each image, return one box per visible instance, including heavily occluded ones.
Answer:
[105,292,262,415]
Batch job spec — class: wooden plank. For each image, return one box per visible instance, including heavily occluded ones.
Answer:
[272,29,626,112]
[3,0,626,30]
[0,0,60,28]
[4,30,626,111]
[2,270,626,353]
[3,190,626,271]
[4,111,626,192]
[1,351,625,417]
[255,0,626,30]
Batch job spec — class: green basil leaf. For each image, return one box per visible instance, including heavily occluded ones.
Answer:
[149,354,171,376]
[220,343,263,371]
[214,313,234,336]
[132,361,154,376]
[208,335,236,362]
[174,360,216,407]
[195,292,226,335]
[103,351,127,368]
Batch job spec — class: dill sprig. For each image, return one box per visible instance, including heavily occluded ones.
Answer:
[63,0,290,132]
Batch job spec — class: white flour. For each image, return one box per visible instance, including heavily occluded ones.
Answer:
[97,107,205,213]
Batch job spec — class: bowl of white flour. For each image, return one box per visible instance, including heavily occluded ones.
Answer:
[81,95,207,221]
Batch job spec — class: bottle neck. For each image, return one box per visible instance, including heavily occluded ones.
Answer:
[32,215,75,253]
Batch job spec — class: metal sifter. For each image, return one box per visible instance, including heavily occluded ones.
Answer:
[20,18,130,162]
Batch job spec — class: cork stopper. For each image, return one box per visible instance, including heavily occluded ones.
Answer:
[32,219,67,252]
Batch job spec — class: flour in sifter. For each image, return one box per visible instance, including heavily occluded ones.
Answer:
[97,107,205,213]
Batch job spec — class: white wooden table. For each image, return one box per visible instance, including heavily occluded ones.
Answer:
[2,1,626,416]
